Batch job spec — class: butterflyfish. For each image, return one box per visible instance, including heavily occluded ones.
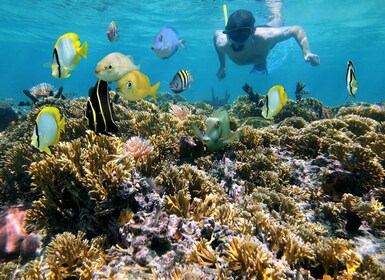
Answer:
[193,110,240,152]
[116,70,160,103]
[95,52,140,82]
[346,60,358,98]
[107,21,119,42]
[169,70,193,94]
[151,26,185,59]
[31,106,65,155]
[51,32,88,79]
[85,79,119,136]
[261,85,288,119]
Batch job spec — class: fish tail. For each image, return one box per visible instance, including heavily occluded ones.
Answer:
[151,82,160,103]
[179,39,186,48]
[79,41,88,58]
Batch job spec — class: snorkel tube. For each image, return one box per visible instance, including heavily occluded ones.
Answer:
[223,5,228,27]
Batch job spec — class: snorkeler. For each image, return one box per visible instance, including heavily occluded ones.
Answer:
[214,1,320,79]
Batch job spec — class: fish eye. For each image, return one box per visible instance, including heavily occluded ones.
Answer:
[215,121,220,127]
[159,35,163,41]
[127,81,132,88]
[108,64,112,70]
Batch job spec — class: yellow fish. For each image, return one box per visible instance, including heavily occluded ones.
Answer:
[261,85,288,119]
[52,32,88,79]
[31,107,65,155]
[116,70,160,103]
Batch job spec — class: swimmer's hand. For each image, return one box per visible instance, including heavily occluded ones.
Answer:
[304,52,320,66]
[217,67,226,80]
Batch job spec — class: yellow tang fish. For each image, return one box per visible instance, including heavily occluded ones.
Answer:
[95,52,140,82]
[52,32,88,79]
[31,106,65,155]
[116,70,160,103]
[261,85,288,119]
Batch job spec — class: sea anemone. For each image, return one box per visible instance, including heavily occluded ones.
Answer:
[169,104,191,120]
[29,83,56,98]
[122,136,154,158]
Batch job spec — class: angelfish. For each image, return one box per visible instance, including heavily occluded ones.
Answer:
[85,79,119,136]
[346,60,358,98]
[193,110,240,151]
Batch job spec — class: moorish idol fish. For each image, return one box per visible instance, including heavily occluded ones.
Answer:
[51,32,88,79]
[31,106,65,155]
[169,70,193,94]
[85,79,119,136]
[346,60,358,98]
[261,85,288,120]
[116,70,160,103]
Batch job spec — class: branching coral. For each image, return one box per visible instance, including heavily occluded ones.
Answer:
[224,235,285,279]
[20,231,105,279]
[25,131,135,240]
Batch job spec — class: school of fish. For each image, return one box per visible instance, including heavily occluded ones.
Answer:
[38,16,358,154]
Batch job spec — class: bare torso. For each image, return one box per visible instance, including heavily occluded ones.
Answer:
[215,28,280,66]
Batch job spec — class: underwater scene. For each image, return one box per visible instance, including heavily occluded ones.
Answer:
[0,0,385,279]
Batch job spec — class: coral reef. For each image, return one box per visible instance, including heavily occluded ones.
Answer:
[23,83,64,103]
[0,99,19,132]
[0,93,384,279]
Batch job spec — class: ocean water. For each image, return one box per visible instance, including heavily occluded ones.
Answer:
[1,0,384,107]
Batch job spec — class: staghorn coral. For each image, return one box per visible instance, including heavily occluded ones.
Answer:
[223,235,285,279]
[19,231,105,279]
[25,131,136,240]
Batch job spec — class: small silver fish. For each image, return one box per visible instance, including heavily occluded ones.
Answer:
[107,21,119,42]
[169,70,192,94]
[346,60,358,98]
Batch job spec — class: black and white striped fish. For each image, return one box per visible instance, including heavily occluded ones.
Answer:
[169,70,192,94]
[346,60,358,98]
[85,79,119,136]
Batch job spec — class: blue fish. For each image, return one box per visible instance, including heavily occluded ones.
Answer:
[151,26,185,59]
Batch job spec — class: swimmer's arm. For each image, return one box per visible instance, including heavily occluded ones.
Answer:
[214,31,227,79]
[260,26,320,65]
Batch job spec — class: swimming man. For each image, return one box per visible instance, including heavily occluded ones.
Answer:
[214,4,320,79]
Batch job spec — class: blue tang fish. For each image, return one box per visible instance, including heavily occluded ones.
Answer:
[151,26,185,59]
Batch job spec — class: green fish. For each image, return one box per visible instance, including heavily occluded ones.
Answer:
[193,110,240,151]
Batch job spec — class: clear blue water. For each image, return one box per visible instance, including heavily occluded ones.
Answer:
[1,0,385,107]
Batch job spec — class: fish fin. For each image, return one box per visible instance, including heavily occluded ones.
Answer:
[79,41,88,59]
[192,124,205,141]
[62,72,71,78]
[151,82,160,103]
[59,117,66,132]
[221,130,240,145]
[40,147,52,155]
[179,39,186,48]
